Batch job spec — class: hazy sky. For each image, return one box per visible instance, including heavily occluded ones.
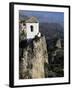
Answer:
[19,10,64,24]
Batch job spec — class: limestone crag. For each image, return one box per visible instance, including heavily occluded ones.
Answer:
[19,36,48,79]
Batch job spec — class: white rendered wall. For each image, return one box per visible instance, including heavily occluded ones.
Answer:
[26,23,39,39]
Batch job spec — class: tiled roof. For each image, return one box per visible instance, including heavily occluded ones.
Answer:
[25,16,39,23]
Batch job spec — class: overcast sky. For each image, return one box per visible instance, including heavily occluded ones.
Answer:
[19,10,64,25]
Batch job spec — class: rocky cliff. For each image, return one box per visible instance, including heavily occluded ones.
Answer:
[19,36,48,79]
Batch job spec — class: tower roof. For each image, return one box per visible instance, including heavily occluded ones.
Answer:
[25,16,39,23]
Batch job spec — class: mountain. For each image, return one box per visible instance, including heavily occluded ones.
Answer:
[39,22,64,39]
[19,15,29,21]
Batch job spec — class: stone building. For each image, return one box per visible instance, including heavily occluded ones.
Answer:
[20,17,39,39]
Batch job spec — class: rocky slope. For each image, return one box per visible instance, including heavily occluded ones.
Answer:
[19,36,48,79]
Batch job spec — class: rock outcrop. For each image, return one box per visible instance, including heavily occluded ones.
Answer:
[19,36,48,79]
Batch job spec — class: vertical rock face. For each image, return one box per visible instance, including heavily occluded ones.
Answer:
[56,39,61,48]
[19,36,48,79]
